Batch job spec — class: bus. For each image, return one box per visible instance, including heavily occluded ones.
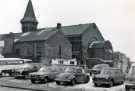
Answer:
[0,58,32,76]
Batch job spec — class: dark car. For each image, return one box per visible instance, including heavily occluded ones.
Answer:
[14,64,38,79]
[55,67,89,85]
[125,64,135,91]
[93,68,124,87]
[29,66,65,84]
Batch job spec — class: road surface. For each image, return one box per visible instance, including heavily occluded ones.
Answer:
[0,86,32,91]
[0,77,126,91]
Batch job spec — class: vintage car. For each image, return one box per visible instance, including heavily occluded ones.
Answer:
[29,66,65,84]
[14,64,38,79]
[90,64,110,75]
[0,58,32,77]
[93,68,124,87]
[125,64,135,91]
[55,67,90,85]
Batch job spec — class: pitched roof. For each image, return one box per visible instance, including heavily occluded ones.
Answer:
[39,23,97,35]
[0,33,22,41]
[0,23,103,42]
[21,0,38,23]
[15,23,92,42]
[15,29,57,42]
[44,23,92,36]
[61,23,91,35]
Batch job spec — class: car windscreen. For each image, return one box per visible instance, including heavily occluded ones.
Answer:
[65,67,76,73]
[39,67,60,72]
[92,64,109,70]
[101,69,112,75]
[65,67,82,73]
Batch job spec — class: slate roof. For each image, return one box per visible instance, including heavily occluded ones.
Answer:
[59,23,91,35]
[0,33,22,41]
[15,23,94,42]
[15,29,57,42]
[0,23,103,42]
[21,0,38,23]
[43,23,93,36]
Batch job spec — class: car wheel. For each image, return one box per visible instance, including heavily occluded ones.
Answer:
[85,76,90,83]
[120,80,124,85]
[94,83,98,87]
[1,72,5,77]
[31,79,36,84]
[43,77,48,83]
[70,79,76,86]
[56,81,60,85]
[108,80,113,87]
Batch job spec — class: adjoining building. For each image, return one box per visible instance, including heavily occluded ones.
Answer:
[113,52,130,74]
[86,40,113,68]
[0,0,114,66]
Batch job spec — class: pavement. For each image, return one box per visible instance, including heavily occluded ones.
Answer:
[0,77,126,91]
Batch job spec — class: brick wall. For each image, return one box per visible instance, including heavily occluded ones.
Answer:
[43,30,72,64]
[81,24,104,64]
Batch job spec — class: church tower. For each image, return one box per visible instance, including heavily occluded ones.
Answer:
[21,0,38,33]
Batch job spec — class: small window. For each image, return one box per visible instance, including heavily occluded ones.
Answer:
[59,60,63,64]
[72,55,76,58]
[70,61,74,65]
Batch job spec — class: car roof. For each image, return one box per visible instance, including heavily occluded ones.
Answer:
[66,66,83,69]
[92,64,109,69]
[103,67,121,70]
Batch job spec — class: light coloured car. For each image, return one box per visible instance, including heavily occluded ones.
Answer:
[29,66,65,84]
[93,68,124,87]
[90,64,110,75]
[125,64,135,91]
[14,64,38,79]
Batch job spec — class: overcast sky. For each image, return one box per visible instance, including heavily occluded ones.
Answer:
[0,0,134,61]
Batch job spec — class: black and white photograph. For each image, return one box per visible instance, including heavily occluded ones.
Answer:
[0,0,134,91]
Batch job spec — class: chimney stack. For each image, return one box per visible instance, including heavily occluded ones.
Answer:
[57,23,61,30]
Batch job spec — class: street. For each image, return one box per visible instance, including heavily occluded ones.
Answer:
[0,77,126,91]
[0,86,32,91]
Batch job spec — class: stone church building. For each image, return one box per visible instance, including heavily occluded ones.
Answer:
[0,0,114,66]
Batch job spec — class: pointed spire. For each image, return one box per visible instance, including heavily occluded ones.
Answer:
[21,0,38,23]
[21,0,38,33]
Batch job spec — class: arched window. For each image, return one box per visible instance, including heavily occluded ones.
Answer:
[88,37,98,48]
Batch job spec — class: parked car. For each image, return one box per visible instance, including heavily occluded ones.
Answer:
[55,67,89,85]
[93,68,124,87]
[0,58,32,77]
[14,64,38,79]
[90,64,110,76]
[29,66,65,84]
[125,64,135,91]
